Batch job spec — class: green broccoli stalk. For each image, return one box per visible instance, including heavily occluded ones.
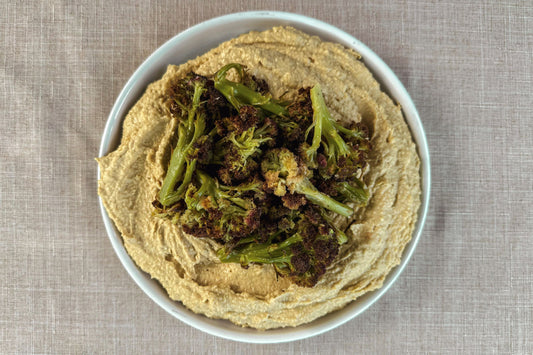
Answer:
[158,79,207,206]
[304,84,351,168]
[261,148,353,217]
[217,233,302,266]
[334,179,369,206]
[214,63,288,117]
[220,176,266,201]
[318,208,348,245]
[217,232,325,286]
[303,84,372,186]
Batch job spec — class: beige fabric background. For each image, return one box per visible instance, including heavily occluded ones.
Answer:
[1,1,532,353]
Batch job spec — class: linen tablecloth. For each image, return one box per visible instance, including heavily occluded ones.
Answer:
[1,1,532,353]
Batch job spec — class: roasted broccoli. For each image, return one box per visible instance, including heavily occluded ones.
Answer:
[261,148,353,217]
[180,170,263,242]
[217,206,346,287]
[214,63,288,117]
[302,84,370,179]
[158,74,209,206]
[333,179,369,206]
[155,64,373,287]
[269,87,313,147]
[213,106,276,184]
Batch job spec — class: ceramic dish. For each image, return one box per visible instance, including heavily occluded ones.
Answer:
[97,11,430,343]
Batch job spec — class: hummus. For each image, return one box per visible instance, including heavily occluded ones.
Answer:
[97,26,421,329]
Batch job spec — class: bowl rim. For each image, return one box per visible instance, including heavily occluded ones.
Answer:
[97,10,430,343]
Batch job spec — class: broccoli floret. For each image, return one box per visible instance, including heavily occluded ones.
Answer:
[217,233,311,281]
[302,84,351,168]
[181,170,262,242]
[287,88,313,121]
[281,193,307,210]
[302,84,370,177]
[272,88,313,146]
[298,84,372,206]
[261,148,353,217]
[215,105,259,136]
[214,63,288,117]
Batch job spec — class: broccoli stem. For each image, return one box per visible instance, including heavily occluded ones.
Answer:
[214,63,288,117]
[192,170,254,211]
[218,233,302,266]
[336,180,369,205]
[319,209,348,245]
[162,159,197,206]
[332,121,365,140]
[183,169,216,210]
[262,147,354,217]
[159,82,206,206]
[305,84,351,163]
[295,179,353,217]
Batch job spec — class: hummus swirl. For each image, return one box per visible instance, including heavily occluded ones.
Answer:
[97,26,421,329]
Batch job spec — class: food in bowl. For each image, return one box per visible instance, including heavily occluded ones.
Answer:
[97,26,421,329]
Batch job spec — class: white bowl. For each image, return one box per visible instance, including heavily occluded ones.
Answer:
[98,11,430,343]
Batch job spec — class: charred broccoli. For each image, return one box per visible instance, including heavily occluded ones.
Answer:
[155,64,373,287]
[179,170,263,242]
[214,63,288,117]
[261,148,353,217]
[217,206,346,287]
[334,179,369,206]
[158,74,209,206]
[213,106,276,184]
[303,84,369,179]
[279,87,313,145]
